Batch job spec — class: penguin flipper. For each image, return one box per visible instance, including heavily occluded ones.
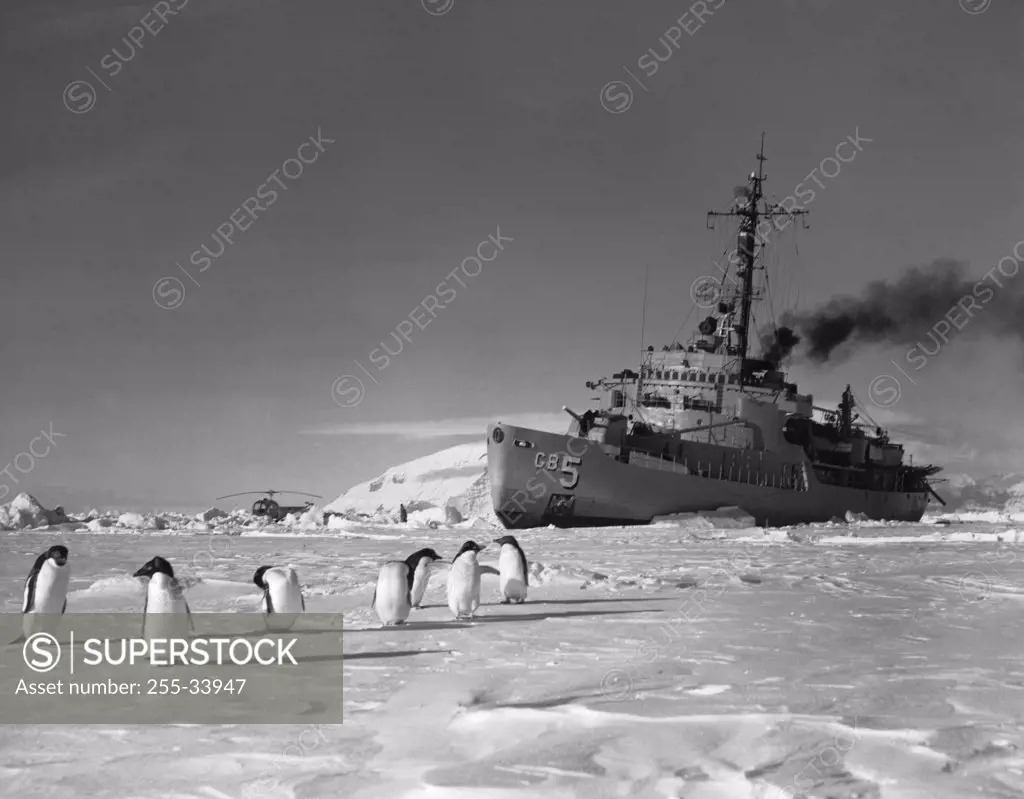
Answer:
[519,551,529,587]
[22,576,35,615]
[185,599,195,634]
[300,593,305,612]
[22,553,46,614]
[61,599,67,615]
[369,587,377,609]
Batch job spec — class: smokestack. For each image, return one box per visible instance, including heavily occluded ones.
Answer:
[782,258,1023,362]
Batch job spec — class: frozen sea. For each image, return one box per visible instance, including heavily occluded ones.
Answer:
[2,516,1023,798]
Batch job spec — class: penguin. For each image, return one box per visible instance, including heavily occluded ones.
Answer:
[253,565,305,631]
[409,548,443,609]
[20,545,70,640]
[371,548,442,626]
[447,540,485,620]
[133,556,194,639]
[493,535,529,604]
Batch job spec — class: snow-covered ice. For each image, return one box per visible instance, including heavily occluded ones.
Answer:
[0,493,71,529]
[325,441,493,524]
[2,515,1023,798]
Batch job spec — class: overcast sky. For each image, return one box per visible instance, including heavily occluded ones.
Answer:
[1,0,1022,510]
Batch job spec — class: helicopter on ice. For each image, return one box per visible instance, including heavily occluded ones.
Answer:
[215,489,323,522]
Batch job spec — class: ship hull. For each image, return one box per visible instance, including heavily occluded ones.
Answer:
[487,423,930,529]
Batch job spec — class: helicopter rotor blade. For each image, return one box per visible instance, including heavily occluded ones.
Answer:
[215,490,322,500]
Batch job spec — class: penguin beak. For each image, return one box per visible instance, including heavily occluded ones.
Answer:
[53,555,67,566]
[132,566,149,578]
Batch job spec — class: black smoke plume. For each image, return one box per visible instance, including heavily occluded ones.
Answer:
[781,258,1024,362]
[760,326,801,368]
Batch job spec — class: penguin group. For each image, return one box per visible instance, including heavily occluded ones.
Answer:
[18,533,533,635]
[17,545,307,636]
[371,547,443,625]
[371,535,530,627]
[130,556,307,633]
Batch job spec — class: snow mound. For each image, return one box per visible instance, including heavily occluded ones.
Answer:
[760,529,792,544]
[116,512,169,531]
[326,441,494,524]
[807,527,1024,545]
[456,515,497,530]
[0,493,71,530]
[650,506,758,532]
[77,575,144,597]
[930,509,1024,525]
[528,561,609,589]
[408,507,447,527]
[284,505,326,531]
[326,514,359,532]
[198,507,229,522]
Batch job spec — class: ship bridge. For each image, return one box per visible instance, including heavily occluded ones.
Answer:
[587,340,812,423]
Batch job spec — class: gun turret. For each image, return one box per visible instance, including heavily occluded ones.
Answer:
[563,406,584,423]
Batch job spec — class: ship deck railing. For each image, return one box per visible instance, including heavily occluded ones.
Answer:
[624,446,919,495]
[619,437,930,494]
[623,448,807,491]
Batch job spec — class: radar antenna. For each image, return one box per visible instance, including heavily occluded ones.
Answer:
[705,134,809,371]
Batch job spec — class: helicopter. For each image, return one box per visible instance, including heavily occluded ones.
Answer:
[215,490,323,522]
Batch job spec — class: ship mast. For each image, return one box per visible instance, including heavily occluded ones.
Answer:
[706,134,808,373]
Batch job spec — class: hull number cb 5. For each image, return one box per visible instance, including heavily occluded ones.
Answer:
[534,452,582,489]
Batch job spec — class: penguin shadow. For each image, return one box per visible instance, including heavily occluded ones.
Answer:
[215,628,346,639]
[527,597,668,607]
[345,622,473,633]
[471,688,610,712]
[36,628,346,650]
[471,608,658,624]
[296,649,453,663]
[344,648,453,661]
